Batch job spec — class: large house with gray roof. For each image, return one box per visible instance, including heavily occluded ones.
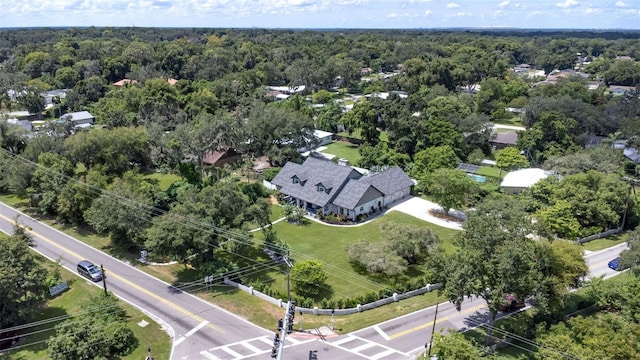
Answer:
[271,157,413,221]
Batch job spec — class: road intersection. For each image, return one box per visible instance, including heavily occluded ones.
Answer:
[0,201,628,360]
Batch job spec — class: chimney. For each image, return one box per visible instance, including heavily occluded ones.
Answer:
[338,158,350,167]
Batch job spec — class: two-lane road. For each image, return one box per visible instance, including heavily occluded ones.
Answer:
[0,202,282,359]
[2,198,630,360]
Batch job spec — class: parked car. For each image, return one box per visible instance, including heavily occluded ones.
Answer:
[608,257,624,271]
[77,260,103,282]
[499,294,525,312]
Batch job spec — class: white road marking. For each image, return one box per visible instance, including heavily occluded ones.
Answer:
[199,351,220,360]
[174,321,209,346]
[221,346,243,358]
[286,335,300,344]
[352,342,376,352]
[241,341,262,353]
[373,325,391,341]
[370,349,397,360]
[331,336,355,346]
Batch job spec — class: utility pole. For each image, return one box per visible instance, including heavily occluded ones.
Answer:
[100,264,107,296]
[273,301,296,359]
[427,302,439,357]
[283,253,292,303]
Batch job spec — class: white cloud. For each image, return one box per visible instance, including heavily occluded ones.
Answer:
[583,7,602,14]
[556,0,578,8]
[527,10,544,17]
[498,0,510,7]
[454,12,472,16]
[615,1,630,7]
[446,2,459,8]
[387,12,398,18]
[424,9,433,15]
[619,8,640,15]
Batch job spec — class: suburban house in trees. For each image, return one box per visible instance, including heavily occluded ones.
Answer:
[60,111,95,130]
[271,156,414,221]
[500,168,553,194]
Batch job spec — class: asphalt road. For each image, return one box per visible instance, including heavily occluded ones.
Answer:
[0,202,278,360]
[1,200,630,360]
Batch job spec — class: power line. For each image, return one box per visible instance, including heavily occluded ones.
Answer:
[1,147,393,295]
[466,318,582,360]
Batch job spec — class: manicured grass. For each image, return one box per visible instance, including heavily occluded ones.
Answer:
[476,166,503,179]
[8,256,171,360]
[321,141,361,164]
[493,116,524,127]
[0,193,30,208]
[200,284,446,334]
[260,211,459,299]
[580,232,628,251]
[142,171,182,191]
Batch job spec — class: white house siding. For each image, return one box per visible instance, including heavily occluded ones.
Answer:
[353,198,383,220]
[383,187,410,206]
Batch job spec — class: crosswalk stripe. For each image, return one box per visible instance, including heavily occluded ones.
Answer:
[199,351,220,360]
[370,349,396,360]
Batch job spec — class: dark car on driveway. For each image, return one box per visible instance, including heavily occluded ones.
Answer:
[608,257,624,271]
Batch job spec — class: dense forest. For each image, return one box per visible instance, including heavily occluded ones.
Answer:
[2,27,640,358]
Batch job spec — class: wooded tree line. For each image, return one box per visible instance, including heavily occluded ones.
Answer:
[0,27,639,281]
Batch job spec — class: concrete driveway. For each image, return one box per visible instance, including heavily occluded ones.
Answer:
[387,196,464,230]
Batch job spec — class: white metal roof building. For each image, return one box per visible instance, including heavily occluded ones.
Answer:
[500,168,552,194]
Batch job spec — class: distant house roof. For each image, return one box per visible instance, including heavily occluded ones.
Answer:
[492,131,518,146]
[113,79,138,87]
[313,129,333,139]
[60,111,94,122]
[624,148,640,163]
[167,78,178,86]
[500,168,551,189]
[366,91,409,100]
[6,118,33,132]
[202,149,241,167]
[267,85,306,94]
[609,85,636,95]
[584,135,606,148]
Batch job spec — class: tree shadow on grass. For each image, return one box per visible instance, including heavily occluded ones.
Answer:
[2,306,70,358]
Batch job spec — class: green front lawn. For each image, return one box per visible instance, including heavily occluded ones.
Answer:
[142,171,182,191]
[476,166,503,179]
[8,257,171,360]
[321,141,362,164]
[580,232,628,251]
[260,211,459,300]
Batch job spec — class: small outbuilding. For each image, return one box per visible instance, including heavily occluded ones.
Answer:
[500,168,552,194]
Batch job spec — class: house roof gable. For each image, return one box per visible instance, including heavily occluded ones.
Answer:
[332,181,383,210]
[359,166,414,196]
[271,157,361,207]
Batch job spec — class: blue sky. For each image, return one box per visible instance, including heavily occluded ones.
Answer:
[1,0,638,29]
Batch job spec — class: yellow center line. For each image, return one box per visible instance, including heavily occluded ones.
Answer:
[0,213,224,334]
[389,303,486,339]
